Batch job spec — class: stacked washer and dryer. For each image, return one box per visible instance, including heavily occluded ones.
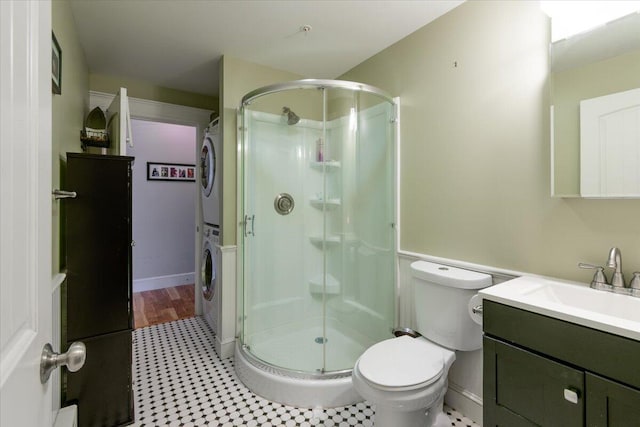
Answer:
[200,119,221,335]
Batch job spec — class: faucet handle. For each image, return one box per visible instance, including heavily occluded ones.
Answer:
[630,272,640,290]
[578,263,609,288]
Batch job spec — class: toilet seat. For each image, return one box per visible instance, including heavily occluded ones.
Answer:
[357,336,445,391]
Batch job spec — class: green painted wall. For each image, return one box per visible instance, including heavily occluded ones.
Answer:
[52,0,90,272]
[90,73,218,111]
[340,1,640,282]
[219,55,303,245]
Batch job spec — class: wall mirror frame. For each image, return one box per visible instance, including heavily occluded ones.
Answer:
[550,10,640,198]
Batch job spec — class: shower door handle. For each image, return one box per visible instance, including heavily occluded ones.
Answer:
[244,214,255,237]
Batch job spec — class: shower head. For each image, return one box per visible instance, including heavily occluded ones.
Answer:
[282,107,300,125]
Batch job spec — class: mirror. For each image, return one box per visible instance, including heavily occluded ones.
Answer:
[551,11,640,198]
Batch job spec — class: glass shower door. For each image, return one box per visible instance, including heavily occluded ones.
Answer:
[241,89,326,373]
[322,89,396,372]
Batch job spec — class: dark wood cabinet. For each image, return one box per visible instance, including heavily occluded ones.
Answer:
[586,373,640,427]
[64,331,133,427]
[483,300,640,427]
[63,153,134,426]
[484,336,584,426]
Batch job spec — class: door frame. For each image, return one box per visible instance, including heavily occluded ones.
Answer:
[89,91,212,316]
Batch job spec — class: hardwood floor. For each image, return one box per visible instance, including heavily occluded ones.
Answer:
[133,284,195,329]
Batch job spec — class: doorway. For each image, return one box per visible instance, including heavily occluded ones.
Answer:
[127,119,198,328]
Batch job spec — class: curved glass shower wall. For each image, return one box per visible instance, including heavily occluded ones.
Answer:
[238,80,396,387]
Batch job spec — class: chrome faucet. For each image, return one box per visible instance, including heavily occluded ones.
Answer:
[606,247,625,288]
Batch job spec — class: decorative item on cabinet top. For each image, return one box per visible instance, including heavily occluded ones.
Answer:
[80,106,110,150]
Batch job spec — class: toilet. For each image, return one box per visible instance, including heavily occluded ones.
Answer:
[352,260,492,427]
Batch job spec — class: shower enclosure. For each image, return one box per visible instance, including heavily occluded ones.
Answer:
[236,80,397,407]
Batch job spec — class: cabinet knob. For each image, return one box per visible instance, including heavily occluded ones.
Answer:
[563,388,580,404]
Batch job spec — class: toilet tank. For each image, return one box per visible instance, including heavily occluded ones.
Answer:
[411,261,492,351]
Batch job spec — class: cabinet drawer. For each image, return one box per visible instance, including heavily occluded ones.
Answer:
[484,336,584,427]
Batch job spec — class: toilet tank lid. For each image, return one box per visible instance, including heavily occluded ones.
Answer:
[410,261,492,289]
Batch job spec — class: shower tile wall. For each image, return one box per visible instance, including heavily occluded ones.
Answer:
[132,316,481,427]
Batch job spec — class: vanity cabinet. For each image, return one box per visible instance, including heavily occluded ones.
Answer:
[483,300,640,427]
[587,373,640,426]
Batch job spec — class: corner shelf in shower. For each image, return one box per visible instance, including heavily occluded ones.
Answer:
[309,160,341,171]
[309,198,341,210]
[308,235,341,248]
[308,273,341,295]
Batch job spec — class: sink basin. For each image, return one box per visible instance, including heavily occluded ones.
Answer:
[480,276,640,341]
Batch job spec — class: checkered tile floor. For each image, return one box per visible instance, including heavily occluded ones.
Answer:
[132,317,480,426]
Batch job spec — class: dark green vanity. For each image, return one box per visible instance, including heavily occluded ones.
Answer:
[483,300,640,427]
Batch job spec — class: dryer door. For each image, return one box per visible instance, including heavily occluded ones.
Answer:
[201,239,216,301]
[200,136,215,198]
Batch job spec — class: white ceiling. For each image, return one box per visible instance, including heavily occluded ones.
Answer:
[69,1,464,97]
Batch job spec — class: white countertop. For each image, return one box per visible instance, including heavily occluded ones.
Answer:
[479,275,640,342]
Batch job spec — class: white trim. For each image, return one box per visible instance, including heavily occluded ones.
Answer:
[90,91,212,128]
[216,336,236,360]
[89,90,212,164]
[51,272,66,292]
[445,383,483,426]
[133,273,195,293]
[217,245,237,359]
[51,274,65,416]
[53,405,77,427]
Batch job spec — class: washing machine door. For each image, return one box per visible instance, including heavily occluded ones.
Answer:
[201,239,216,301]
[200,135,215,198]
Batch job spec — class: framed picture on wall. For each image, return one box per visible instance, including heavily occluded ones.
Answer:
[52,32,62,94]
[147,162,196,182]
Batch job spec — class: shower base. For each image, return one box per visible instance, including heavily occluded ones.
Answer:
[234,325,366,408]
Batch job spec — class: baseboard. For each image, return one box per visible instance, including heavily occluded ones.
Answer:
[54,405,78,427]
[445,383,483,426]
[216,336,235,360]
[133,272,195,292]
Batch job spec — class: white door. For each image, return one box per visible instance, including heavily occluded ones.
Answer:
[580,88,640,197]
[0,0,53,426]
[107,87,133,155]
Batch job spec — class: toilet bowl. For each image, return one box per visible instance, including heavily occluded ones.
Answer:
[352,335,455,427]
[352,261,492,427]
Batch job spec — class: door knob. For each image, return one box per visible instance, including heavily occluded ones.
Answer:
[40,341,86,383]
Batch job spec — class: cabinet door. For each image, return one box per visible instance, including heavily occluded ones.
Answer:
[484,337,584,427]
[64,330,133,427]
[66,154,133,340]
[587,373,640,427]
